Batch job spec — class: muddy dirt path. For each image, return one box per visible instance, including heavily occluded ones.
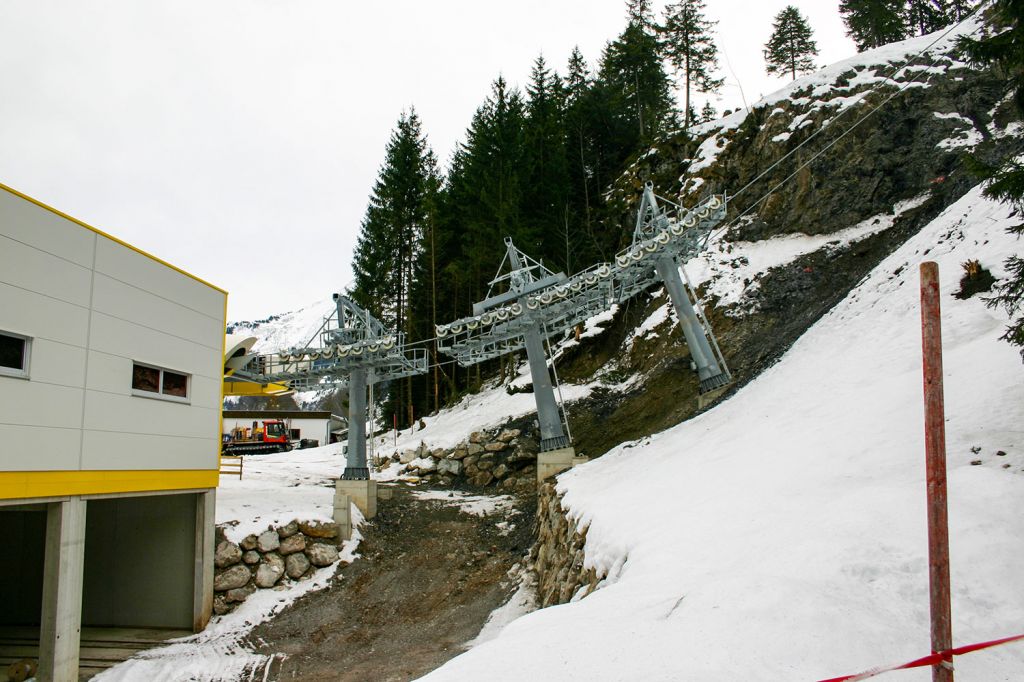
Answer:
[247,485,535,681]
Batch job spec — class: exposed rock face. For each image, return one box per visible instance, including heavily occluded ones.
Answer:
[532,481,603,608]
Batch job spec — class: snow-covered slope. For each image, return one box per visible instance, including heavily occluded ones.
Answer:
[418,184,1024,680]
[229,297,336,353]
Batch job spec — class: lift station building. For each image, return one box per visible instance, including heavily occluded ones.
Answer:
[0,183,226,680]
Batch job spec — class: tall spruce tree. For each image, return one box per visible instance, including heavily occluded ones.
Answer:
[350,109,439,426]
[906,0,951,35]
[960,0,1024,359]
[947,0,978,20]
[523,55,573,270]
[662,0,724,128]
[840,0,908,50]
[598,17,675,144]
[764,6,819,80]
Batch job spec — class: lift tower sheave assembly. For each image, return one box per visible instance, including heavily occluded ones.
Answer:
[436,182,732,481]
[230,293,427,528]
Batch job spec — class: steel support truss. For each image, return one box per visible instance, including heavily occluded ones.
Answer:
[436,182,732,451]
[232,294,427,479]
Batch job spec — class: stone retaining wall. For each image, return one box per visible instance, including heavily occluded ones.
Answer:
[213,519,345,615]
[530,481,603,607]
[375,426,538,490]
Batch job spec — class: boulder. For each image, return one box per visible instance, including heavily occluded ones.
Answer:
[501,477,517,490]
[431,448,446,458]
[437,458,462,476]
[469,431,485,444]
[399,449,418,464]
[213,595,232,615]
[214,564,251,592]
[493,463,509,479]
[467,443,484,456]
[225,584,256,603]
[239,534,258,551]
[214,541,242,568]
[299,520,340,539]
[485,441,507,452]
[279,534,306,555]
[451,447,469,460]
[306,543,339,567]
[477,459,495,472]
[497,429,521,442]
[464,455,480,468]
[242,550,260,565]
[277,520,299,538]
[470,472,494,487]
[257,530,280,553]
[255,553,286,588]
[285,551,311,579]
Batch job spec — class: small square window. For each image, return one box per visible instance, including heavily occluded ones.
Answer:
[132,362,190,403]
[162,371,188,398]
[132,364,160,393]
[0,332,30,379]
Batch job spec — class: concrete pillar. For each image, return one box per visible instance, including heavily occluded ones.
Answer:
[192,490,215,632]
[343,368,368,480]
[523,323,568,452]
[537,447,576,483]
[335,479,376,520]
[655,257,728,392]
[39,497,86,682]
[333,492,352,542]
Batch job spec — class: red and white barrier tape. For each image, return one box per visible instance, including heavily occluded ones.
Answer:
[817,633,1024,682]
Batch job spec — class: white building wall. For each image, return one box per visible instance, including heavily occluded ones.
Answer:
[0,187,225,474]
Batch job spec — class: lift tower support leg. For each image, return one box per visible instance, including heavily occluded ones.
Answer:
[336,367,377,521]
[655,256,729,393]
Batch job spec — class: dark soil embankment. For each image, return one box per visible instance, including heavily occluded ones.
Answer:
[247,485,533,681]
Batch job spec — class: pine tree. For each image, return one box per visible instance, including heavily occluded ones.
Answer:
[700,101,717,122]
[523,55,573,270]
[764,5,819,80]
[947,0,978,20]
[350,108,439,425]
[662,0,724,129]
[840,0,908,50]
[626,0,657,30]
[960,0,1024,359]
[598,19,675,143]
[906,0,950,36]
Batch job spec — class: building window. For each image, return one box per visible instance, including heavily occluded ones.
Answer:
[132,362,190,403]
[0,331,31,379]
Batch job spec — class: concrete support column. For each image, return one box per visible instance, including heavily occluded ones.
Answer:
[39,497,87,682]
[523,322,568,452]
[343,368,368,480]
[192,490,215,632]
[335,479,376,520]
[655,257,727,391]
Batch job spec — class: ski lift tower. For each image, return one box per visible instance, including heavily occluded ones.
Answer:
[436,182,731,482]
[231,293,427,527]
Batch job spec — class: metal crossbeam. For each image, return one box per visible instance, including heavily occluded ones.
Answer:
[233,294,427,480]
[435,182,733,452]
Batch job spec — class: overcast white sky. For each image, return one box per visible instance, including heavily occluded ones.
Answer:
[0,1,854,321]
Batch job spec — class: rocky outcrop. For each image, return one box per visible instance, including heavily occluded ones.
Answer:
[212,519,345,615]
[530,481,604,608]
